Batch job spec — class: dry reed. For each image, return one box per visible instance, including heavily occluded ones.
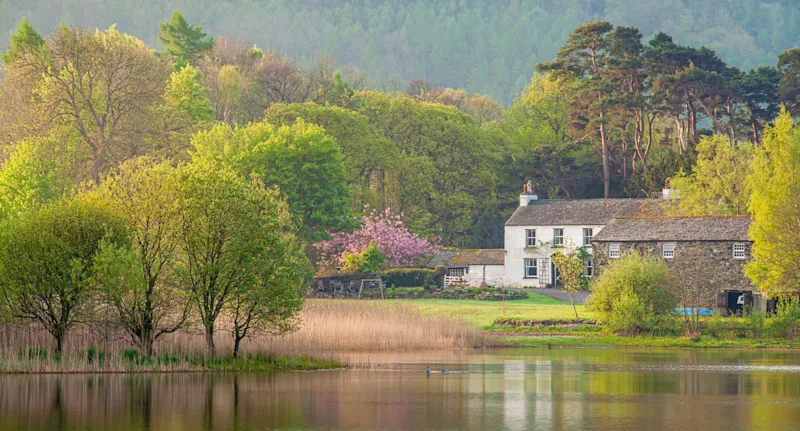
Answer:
[0,299,488,372]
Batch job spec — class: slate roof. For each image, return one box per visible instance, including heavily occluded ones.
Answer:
[427,249,505,268]
[591,216,751,242]
[505,199,655,226]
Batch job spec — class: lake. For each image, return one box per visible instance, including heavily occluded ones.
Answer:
[2,347,800,430]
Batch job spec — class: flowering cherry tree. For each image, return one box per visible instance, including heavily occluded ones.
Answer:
[314,208,437,267]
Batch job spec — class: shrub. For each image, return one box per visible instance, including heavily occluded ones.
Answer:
[587,252,679,335]
[343,242,385,273]
[769,298,800,340]
[382,268,435,288]
[123,348,140,363]
[744,307,766,339]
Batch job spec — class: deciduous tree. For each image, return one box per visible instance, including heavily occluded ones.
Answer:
[84,157,187,356]
[0,198,128,353]
[746,111,800,296]
[191,120,354,244]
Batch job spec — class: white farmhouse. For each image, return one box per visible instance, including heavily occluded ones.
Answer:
[503,183,649,287]
[428,182,658,287]
[428,182,652,287]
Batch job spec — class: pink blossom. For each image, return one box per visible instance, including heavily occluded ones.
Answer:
[314,207,437,267]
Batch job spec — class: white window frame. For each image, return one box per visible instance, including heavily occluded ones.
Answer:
[662,243,675,259]
[553,228,564,246]
[584,259,593,278]
[448,267,467,277]
[524,258,538,278]
[733,243,746,259]
[583,228,593,247]
[526,229,537,247]
[609,244,621,259]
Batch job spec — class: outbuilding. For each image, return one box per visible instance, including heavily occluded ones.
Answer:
[591,216,754,312]
[427,249,505,287]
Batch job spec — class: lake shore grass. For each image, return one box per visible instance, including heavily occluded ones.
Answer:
[387,293,591,328]
[502,334,800,349]
[0,353,342,374]
[0,299,488,373]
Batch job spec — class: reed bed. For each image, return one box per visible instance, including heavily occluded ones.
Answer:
[0,299,489,373]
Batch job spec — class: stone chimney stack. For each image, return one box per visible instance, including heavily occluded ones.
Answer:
[519,180,538,206]
[662,177,679,201]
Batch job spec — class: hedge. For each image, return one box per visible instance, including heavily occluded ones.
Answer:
[381,268,435,287]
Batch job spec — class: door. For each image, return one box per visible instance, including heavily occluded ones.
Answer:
[551,262,560,287]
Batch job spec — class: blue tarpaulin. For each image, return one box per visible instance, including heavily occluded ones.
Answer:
[674,308,714,316]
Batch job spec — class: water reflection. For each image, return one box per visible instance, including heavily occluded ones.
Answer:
[2,348,800,430]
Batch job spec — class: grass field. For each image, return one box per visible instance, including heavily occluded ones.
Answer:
[386,292,591,328]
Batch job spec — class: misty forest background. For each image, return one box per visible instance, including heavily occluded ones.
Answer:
[1,0,797,105]
[1,0,800,250]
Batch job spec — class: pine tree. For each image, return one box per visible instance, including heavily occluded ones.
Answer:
[157,11,214,68]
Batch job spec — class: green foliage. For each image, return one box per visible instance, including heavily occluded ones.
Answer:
[669,135,751,215]
[164,65,215,122]
[778,48,800,117]
[83,157,188,356]
[191,120,354,243]
[158,11,213,67]
[264,102,398,208]
[343,242,385,273]
[0,134,82,220]
[173,160,306,357]
[746,111,800,295]
[588,253,679,335]
[0,198,129,353]
[2,18,44,65]
[381,268,435,288]
[551,242,589,319]
[351,92,505,246]
[769,299,800,340]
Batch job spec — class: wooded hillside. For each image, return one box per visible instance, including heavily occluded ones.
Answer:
[1,0,798,104]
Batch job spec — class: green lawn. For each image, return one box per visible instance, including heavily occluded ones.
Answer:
[389,293,591,328]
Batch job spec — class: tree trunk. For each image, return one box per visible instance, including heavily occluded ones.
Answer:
[233,335,243,359]
[570,292,578,320]
[139,330,154,357]
[55,334,64,355]
[599,106,610,198]
[205,326,215,357]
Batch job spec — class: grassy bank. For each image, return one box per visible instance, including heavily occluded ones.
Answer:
[503,334,800,349]
[0,353,342,374]
[388,293,590,328]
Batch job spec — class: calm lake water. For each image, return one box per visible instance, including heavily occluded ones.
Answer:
[2,347,800,431]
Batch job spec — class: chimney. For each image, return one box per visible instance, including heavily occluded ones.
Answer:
[662,177,679,201]
[520,180,538,206]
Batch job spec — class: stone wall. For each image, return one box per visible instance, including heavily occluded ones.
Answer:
[592,241,754,308]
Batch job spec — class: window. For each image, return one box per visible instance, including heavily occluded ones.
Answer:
[662,243,675,259]
[733,243,746,259]
[526,229,537,247]
[609,244,621,259]
[448,267,467,277]
[583,228,593,246]
[553,228,564,246]
[524,258,538,278]
[584,259,593,277]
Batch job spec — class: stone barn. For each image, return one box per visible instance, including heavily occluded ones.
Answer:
[591,216,754,311]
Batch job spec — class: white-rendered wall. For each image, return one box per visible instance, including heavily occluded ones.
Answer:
[464,265,506,287]
[503,224,604,287]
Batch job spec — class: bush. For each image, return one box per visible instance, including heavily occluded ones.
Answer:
[770,298,800,340]
[744,307,766,339]
[343,242,385,273]
[587,253,679,336]
[382,268,435,288]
